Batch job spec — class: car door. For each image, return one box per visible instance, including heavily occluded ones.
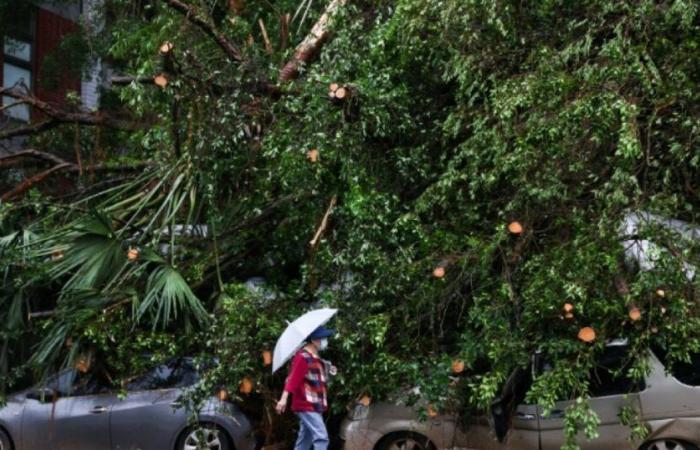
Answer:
[538,344,644,450]
[109,358,197,450]
[641,349,700,425]
[493,366,540,450]
[21,369,115,450]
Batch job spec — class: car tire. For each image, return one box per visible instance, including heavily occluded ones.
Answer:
[0,428,13,450]
[643,439,699,450]
[375,431,435,450]
[176,423,231,450]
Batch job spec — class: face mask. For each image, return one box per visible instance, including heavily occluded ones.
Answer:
[318,338,329,351]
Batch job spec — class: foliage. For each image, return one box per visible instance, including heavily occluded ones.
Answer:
[1,0,699,447]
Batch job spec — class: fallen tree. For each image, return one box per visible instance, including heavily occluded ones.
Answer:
[1,0,699,448]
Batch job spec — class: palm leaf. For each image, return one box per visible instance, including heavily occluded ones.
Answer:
[136,265,208,329]
[47,216,127,290]
[0,231,19,250]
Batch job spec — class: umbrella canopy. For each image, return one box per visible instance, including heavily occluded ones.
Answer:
[272,308,338,373]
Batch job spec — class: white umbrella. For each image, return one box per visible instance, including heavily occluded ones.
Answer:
[272,308,337,373]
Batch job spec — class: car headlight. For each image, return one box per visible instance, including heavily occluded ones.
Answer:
[350,403,370,421]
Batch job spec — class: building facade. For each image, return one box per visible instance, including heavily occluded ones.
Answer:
[1,0,101,152]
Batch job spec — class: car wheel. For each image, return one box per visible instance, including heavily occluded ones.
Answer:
[177,424,231,450]
[0,428,13,450]
[644,439,699,450]
[376,432,435,450]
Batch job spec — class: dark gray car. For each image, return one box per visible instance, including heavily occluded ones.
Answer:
[0,358,256,450]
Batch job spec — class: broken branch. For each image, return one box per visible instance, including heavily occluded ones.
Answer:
[279,0,347,81]
[160,0,243,62]
[259,19,273,54]
[309,195,337,247]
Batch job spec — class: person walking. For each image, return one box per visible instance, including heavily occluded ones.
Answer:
[275,326,336,450]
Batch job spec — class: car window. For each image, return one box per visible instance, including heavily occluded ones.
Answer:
[653,346,700,386]
[44,370,76,396]
[126,358,199,391]
[588,345,645,397]
[537,345,644,400]
[43,370,113,397]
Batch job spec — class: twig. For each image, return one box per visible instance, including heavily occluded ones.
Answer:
[0,100,28,112]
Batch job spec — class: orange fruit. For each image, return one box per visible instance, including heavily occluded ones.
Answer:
[433,266,445,278]
[508,221,523,234]
[451,360,465,374]
[578,327,596,343]
[629,306,641,322]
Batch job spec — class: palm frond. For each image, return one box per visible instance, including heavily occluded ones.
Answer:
[136,265,208,329]
[0,231,19,250]
[46,215,127,290]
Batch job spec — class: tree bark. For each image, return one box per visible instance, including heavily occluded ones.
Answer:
[279,0,348,82]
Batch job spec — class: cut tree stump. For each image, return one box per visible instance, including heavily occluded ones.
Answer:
[154,74,169,88]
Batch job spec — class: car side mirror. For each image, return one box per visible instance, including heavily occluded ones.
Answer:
[27,388,58,402]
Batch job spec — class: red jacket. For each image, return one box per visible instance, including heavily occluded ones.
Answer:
[284,349,328,413]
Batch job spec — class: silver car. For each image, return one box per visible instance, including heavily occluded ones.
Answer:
[0,357,257,450]
[340,343,700,450]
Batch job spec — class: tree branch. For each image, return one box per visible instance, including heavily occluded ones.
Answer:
[309,195,337,247]
[0,148,70,168]
[160,0,243,62]
[0,88,138,140]
[0,148,154,200]
[2,163,73,201]
[0,119,60,140]
[110,75,158,86]
[279,0,347,82]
